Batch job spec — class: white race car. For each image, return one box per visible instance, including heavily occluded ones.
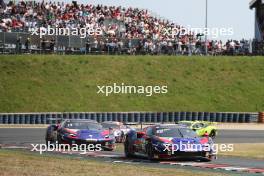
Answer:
[101,121,132,143]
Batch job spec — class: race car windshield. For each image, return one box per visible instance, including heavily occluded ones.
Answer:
[155,128,197,138]
[179,122,192,127]
[102,123,120,129]
[155,128,182,138]
[64,122,103,130]
[179,128,198,138]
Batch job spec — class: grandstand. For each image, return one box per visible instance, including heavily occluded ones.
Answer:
[250,0,264,41]
[0,1,255,55]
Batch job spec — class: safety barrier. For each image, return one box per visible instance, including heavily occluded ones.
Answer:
[0,112,259,124]
[259,112,264,123]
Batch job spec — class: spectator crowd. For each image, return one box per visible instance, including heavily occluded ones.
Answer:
[0,1,253,55]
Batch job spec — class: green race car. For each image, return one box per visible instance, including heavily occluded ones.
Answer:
[178,121,217,138]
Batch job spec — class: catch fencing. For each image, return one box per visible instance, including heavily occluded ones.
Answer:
[1,32,263,55]
[0,32,141,55]
[0,112,259,124]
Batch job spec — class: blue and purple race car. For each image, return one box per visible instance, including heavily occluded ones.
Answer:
[45,119,115,151]
[124,124,216,161]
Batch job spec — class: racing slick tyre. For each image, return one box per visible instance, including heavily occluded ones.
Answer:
[124,138,134,158]
[120,131,125,143]
[146,142,155,160]
[45,134,57,146]
[209,130,216,139]
[103,145,115,151]
[103,148,114,151]
[200,153,216,162]
[200,157,212,162]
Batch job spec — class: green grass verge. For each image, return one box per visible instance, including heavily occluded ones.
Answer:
[0,55,264,112]
[219,143,264,159]
[0,149,226,176]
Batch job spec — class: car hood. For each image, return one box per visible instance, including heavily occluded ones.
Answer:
[156,137,212,152]
[158,137,209,145]
[76,129,113,140]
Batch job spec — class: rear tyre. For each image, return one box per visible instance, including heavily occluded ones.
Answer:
[124,137,134,158]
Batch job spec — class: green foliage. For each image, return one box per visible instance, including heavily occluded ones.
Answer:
[0,55,263,112]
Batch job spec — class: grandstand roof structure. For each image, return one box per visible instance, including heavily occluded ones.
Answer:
[250,0,263,9]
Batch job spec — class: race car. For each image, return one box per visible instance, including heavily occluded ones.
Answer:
[101,121,132,143]
[178,121,217,138]
[124,124,216,161]
[45,119,115,151]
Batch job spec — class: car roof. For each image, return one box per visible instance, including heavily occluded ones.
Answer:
[63,119,98,123]
[101,121,123,125]
[154,124,188,129]
[179,121,193,123]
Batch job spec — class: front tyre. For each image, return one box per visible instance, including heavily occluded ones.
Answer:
[146,142,155,160]
[209,130,216,139]
[201,154,216,162]
[120,131,125,143]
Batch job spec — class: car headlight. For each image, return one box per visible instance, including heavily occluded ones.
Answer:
[64,132,77,137]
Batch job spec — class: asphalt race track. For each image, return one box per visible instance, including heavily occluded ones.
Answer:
[0,128,264,145]
[1,128,264,175]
